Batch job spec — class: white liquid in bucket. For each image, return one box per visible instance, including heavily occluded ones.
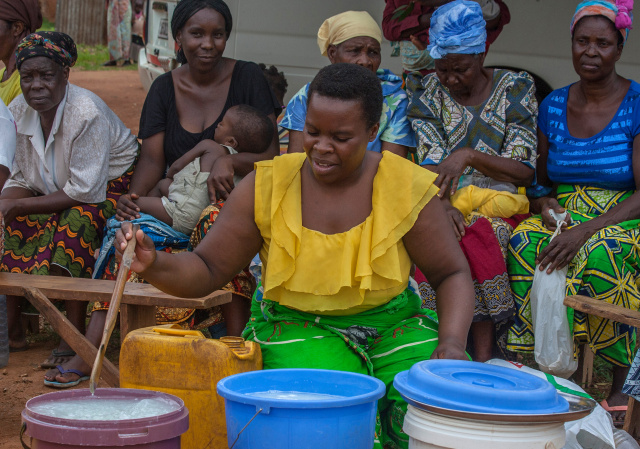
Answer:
[30,397,180,421]
[246,390,345,400]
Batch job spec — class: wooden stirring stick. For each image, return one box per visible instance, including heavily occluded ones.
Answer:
[90,224,140,394]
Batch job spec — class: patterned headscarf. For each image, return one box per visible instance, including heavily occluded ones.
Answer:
[571,0,634,43]
[317,11,382,57]
[0,0,43,33]
[16,32,78,70]
[428,0,487,59]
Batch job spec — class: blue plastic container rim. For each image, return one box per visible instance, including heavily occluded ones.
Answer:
[217,368,386,411]
[393,360,570,415]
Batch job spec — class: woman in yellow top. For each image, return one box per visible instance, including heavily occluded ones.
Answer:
[0,0,42,105]
[115,63,475,449]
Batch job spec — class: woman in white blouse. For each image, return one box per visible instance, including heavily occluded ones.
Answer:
[2,32,138,387]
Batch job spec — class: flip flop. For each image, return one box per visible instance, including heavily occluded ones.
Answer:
[44,365,89,389]
[41,349,76,369]
[600,399,628,426]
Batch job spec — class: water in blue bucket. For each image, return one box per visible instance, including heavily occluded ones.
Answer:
[216,368,386,449]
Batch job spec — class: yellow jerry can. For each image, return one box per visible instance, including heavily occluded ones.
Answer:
[120,324,262,449]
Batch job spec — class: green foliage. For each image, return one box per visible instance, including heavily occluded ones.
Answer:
[75,44,138,71]
[39,18,55,32]
[36,20,137,71]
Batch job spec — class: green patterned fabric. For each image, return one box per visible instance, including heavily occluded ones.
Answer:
[407,69,537,174]
[243,288,443,449]
[507,185,640,366]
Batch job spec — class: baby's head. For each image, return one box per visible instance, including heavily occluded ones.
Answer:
[134,0,144,14]
[214,105,274,154]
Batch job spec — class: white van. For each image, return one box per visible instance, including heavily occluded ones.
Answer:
[138,0,640,102]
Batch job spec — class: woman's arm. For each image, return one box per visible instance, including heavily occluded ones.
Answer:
[403,196,475,360]
[537,133,640,273]
[0,189,81,223]
[116,132,167,221]
[433,147,534,197]
[115,172,263,297]
[380,141,409,158]
[287,130,304,153]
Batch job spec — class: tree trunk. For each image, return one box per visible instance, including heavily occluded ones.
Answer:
[56,0,107,46]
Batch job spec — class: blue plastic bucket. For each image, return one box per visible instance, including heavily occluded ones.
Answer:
[216,368,386,449]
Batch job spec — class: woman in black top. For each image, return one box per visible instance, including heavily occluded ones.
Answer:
[117,0,280,217]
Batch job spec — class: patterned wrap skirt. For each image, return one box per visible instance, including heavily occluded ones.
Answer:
[508,185,640,367]
[0,164,134,278]
[243,287,445,449]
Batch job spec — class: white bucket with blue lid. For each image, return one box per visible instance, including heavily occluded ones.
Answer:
[393,360,588,449]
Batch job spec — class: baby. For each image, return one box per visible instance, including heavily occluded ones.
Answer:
[133,104,274,234]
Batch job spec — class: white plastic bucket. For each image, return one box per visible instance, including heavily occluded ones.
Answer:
[403,405,566,449]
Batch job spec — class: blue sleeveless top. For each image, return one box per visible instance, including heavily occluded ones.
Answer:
[539,80,640,190]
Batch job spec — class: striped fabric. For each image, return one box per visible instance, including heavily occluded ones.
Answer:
[540,81,640,190]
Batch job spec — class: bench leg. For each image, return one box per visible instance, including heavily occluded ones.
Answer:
[623,396,639,438]
[120,303,156,339]
[576,343,594,388]
[22,287,120,387]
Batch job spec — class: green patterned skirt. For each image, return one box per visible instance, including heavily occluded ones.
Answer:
[243,288,443,449]
[507,185,640,366]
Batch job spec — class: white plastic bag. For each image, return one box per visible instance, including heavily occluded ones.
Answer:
[530,210,578,379]
[485,360,616,449]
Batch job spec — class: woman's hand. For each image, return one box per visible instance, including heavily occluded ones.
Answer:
[442,198,466,241]
[431,338,468,361]
[535,224,594,274]
[115,221,157,274]
[434,148,471,197]
[116,193,141,221]
[207,155,235,202]
[540,198,570,231]
[0,199,21,224]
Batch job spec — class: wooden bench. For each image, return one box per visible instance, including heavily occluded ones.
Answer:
[564,295,640,438]
[0,272,231,388]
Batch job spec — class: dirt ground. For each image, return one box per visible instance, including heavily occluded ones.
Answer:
[0,69,145,449]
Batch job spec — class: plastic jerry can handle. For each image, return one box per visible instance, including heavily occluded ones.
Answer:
[152,327,205,339]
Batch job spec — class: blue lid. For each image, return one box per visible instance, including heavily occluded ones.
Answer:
[393,360,570,415]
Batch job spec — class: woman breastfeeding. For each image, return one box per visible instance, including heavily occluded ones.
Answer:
[508,0,639,424]
[1,32,139,385]
[115,63,475,449]
[406,0,537,362]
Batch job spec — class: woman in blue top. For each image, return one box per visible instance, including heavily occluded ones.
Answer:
[507,0,639,423]
[281,11,416,158]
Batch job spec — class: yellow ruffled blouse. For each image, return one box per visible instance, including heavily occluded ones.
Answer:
[254,152,438,315]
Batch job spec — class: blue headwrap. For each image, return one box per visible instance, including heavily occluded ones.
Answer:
[428,0,487,59]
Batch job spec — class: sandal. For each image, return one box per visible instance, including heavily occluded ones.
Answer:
[44,365,89,389]
[600,399,628,426]
[41,349,76,369]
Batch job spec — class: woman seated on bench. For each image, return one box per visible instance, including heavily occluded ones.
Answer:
[0,32,139,387]
[115,63,475,448]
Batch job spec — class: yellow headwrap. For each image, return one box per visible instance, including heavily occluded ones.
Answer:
[317,11,382,57]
